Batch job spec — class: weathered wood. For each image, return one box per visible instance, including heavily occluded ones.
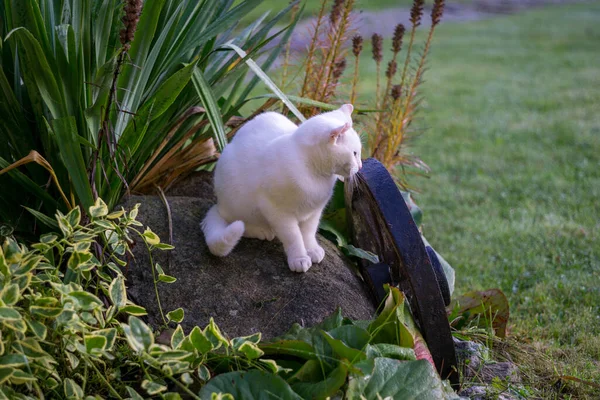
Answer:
[346,158,459,388]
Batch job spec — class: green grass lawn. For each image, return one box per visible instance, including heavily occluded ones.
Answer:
[350,3,600,389]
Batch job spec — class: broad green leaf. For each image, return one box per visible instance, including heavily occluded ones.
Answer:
[288,359,323,383]
[142,380,167,395]
[292,364,348,400]
[126,387,145,400]
[89,198,108,218]
[347,358,448,400]
[189,326,213,354]
[67,251,93,271]
[109,275,126,308]
[0,354,27,367]
[171,325,185,349]
[69,291,103,311]
[153,243,174,250]
[342,245,380,264]
[199,370,302,400]
[65,207,81,228]
[368,286,414,348]
[29,306,63,318]
[365,343,416,361]
[0,368,14,385]
[198,365,211,381]
[166,308,184,323]
[205,318,229,350]
[0,284,19,305]
[64,378,84,399]
[84,335,107,353]
[119,305,147,316]
[95,328,117,350]
[142,228,160,245]
[232,332,261,350]
[260,340,318,360]
[10,369,36,384]
[0,307,21,321]
[26,319,47,340]
[237,341,264,359]
[123,316,154,352]
[158,274,177,283]
[322,325,371,362]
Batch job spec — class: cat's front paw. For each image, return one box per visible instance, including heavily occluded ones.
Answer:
[306,245,325,264]
[288,255,312,273]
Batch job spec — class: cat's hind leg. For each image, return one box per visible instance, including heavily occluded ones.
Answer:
[243,224,275,241]
[201,205,245,256]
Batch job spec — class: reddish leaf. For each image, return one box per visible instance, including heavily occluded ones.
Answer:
[447,289,509,338]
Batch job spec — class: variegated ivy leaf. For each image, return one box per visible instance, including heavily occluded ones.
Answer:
[142,228,160,246]
[142,380,167,395]
[89,198,109,218]
[109,275,127,308]
[167,308,184,323]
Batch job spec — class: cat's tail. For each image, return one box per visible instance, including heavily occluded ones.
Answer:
[201,205,245,257]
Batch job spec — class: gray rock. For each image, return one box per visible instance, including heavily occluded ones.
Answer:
[121,174,375,339]
[459,385,520,400]
[454,338,490,377]
[479,362,521,384]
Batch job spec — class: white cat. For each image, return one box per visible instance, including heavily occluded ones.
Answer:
[201,104,362,273]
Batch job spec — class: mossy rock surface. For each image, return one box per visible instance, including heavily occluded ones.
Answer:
[123,172,375,339]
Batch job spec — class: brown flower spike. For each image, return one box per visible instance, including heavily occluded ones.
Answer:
[371,33,383,63]
[392,24,405,54]
[410,0,425,27]
[329,0,345,25]
[432,0,445,26]
[391,84,402,100]
[386,60,397,79]
[333,59,347,80]
[352,35,363,57]
[120,0,142,50]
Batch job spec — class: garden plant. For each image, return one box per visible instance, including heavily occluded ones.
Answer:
[2,0,597,397]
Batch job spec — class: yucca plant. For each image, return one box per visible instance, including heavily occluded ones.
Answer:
[0,0,300,239]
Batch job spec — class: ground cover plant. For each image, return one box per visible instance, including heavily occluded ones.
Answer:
[0,200,464,398]
[351,3,600,396]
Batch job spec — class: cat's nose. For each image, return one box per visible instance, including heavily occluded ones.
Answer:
[358,159,363,170]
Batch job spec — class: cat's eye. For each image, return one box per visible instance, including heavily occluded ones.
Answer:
[353,151,357,156]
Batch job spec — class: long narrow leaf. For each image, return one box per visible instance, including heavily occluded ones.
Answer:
[224,41,305,122]
[50,117,94,209]
[5,27,67,118]
[192,68,227,151]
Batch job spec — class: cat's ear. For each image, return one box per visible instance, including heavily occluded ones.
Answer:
[329,122,351,144]
[340,104,354,116]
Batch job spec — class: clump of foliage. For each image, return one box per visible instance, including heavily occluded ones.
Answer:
[284,0,446,189]
[0,0,299,239]
[0,200,462,398]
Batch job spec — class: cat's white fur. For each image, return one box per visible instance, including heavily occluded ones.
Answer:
[201,104,362,272]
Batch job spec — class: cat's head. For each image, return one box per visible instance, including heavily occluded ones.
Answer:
[296,104,363,178]
[323,104,363,178]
